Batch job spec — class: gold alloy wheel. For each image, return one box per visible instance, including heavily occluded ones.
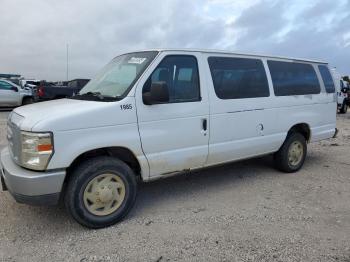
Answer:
[288,141,304,167]
[83,173,126,216]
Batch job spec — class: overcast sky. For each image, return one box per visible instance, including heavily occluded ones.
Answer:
[0,0,349,81]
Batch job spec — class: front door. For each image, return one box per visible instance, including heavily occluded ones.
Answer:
[135,53,209,178]
[0,81,19,106]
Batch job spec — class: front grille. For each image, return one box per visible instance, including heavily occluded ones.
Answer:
[7,113,23,166]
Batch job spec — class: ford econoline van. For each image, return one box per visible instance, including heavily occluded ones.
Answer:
[0,49,337,228]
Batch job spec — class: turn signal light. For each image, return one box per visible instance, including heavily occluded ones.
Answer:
[37,144,53,152]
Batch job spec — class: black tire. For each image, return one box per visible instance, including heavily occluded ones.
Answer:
[274,132,307,173]
[339,102,348,114]
[22,97,33,105]
[65,156,137,229]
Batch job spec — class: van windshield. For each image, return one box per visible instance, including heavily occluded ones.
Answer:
[75,51,158,101]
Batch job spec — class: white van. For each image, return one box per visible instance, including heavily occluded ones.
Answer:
[0,49,337,228]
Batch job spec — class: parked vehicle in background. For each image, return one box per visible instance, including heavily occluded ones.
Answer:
[0,79,33,107]
[332,70,349,114]
[1,49,337,228]
[0,74,22,86]
[6,78,21,86]
[67,79,90,89]
[339,80,349,113]
[35,82,76,101]
[20,79,41,90]
[35,79,89,101]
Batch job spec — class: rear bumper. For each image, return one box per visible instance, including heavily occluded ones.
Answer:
[1,147,66,206]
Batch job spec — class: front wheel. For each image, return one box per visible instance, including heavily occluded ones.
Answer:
[65,157,137,228]
[274,132,307,173]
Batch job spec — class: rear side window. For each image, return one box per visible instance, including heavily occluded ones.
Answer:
[268,61,320,96]
[208,57,269,99]
[144,55,200,103]
[0,81,13,90]
[318,65,335,93]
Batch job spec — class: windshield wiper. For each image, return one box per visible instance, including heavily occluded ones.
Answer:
[85,92,105,99]
[72,92,120,101]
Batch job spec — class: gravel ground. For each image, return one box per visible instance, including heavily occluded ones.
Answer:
[0,110,349,262]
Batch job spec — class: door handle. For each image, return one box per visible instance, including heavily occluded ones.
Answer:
[202,118,207,131]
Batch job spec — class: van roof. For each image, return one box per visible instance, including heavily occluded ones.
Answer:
[132,48,328,64]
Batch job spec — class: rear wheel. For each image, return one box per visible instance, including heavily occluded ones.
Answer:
[339,102,348,114]
[274,132,307,173]
[65,156,137,228]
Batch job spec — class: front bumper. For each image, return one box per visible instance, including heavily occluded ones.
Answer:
[0,147,66,206]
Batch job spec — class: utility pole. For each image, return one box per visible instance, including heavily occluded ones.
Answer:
[66,43,69,82]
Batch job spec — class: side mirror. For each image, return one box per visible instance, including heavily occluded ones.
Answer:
[11,86,18,92]
[143,82,169,105]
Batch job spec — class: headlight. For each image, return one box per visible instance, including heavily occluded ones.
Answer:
[20,131,54,170]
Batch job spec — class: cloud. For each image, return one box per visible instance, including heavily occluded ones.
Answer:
[227,0,350,74]
[0,0,349,80]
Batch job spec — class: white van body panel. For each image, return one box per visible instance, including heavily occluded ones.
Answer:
[4,49,337,185]
[15,98,119,131]
[202,54,336,166]
[13,97,149,178]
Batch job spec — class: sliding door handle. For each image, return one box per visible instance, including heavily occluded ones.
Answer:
[202,118,207,131]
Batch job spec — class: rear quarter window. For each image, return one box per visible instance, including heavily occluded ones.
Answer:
[268,61,320,96]
[208,57,269,99]
[318,65,335,93]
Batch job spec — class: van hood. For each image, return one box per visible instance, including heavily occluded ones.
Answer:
[13,98,133,131]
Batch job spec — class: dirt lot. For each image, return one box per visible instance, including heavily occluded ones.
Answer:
[0,110,349,262]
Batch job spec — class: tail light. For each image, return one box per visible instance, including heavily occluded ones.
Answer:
[38,86,44,97]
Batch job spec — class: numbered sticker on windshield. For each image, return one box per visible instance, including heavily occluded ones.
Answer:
[128,57,147,64]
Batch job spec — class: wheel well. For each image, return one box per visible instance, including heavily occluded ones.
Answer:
[22,96,32,102]
[288,123,311,142]
[67,147,141,178]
